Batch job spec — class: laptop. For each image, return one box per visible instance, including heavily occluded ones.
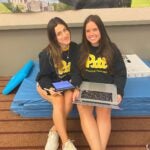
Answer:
[73,81,120,109]
[52,81,75,91]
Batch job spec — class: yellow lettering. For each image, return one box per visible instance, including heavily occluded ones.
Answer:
[58,61,71,75]
[86,54,108,69]
[86,54,96,68]
[97,57,107,69]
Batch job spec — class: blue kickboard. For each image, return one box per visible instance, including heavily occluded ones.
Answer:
[2,60,34,95]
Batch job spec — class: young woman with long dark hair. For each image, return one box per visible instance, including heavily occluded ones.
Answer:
[72,15,127,150]
[36,17,77,150]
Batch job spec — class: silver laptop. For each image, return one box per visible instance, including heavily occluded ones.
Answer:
[73,81,120,109]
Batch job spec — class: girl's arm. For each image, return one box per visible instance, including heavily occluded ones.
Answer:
[113,45,127,97]
[70,44,82,88]
[36,50,53,89]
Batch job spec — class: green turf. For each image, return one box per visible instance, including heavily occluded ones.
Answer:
[0,3,11,13]
[131,0,150,7]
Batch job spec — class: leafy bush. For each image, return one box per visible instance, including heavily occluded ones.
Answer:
[53,2,73,11]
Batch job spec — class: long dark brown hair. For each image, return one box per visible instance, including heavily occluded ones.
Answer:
[47,17,70,69]
[79,15,115,74]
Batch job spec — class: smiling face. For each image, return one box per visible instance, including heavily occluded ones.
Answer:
[85,21,101,47]
[55,24,71,49]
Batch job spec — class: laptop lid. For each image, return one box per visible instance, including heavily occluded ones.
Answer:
[73,81,120,109]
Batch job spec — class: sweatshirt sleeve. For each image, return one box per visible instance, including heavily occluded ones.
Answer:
[70,44,82,87]
[113,45,127,96]
[36,50,53,89]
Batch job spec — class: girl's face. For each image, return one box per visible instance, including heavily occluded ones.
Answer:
[55,24,71,49]
[85,21,101,47]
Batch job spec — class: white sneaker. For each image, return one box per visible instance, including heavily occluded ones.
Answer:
[45,130,59,150]
[62,140,77,150]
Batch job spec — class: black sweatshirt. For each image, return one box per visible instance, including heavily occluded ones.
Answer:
[71,43,127,96]
[36,42,78,89]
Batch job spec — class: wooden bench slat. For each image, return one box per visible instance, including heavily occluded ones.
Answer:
[0,147,146,150]
[0,94,15,101]
[0,87,4,92]
[0,147,89,150]
[109,131,150,145]
[0,133,87,147]
[112,118,150,130]
[0,76,10,81]
[0,120,82,132]
[0,118,150,132]
[107,147,146,150]
[0,81,9,86]
[0,111,24,120]
[0,102,11,110]
[0,132,149,147]
[0,148,44,150]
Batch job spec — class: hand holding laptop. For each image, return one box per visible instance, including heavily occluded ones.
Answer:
[73,82,121,109]
[72,88,80,101]
[117,94,122,104]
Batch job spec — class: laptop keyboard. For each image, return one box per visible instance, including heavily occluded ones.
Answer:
[81,90,112,102]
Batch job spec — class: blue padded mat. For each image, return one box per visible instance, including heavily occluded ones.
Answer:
[112,60,150,116]
[18,110,52,118]
[11,61,150,117]
[13,79,46,104]
[124,77,150,98]
[11,78,79,118]
[26,61,39,81]
[11,61,79,118]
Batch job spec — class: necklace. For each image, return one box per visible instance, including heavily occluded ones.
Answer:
[62,45,70,59]
[66,49,70,59]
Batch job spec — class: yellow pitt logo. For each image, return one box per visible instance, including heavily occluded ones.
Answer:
[86,54,108,69]
[58,60,71,75]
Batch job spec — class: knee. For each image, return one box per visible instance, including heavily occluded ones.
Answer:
[52,96,64,111]
[77,105,86,113]
[65,90,73,95]
[64,90,73,102]
[96,108,111,120]
[77,105,93,117]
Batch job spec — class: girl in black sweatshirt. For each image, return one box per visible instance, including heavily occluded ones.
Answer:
[36,17,77,150]
[72,15,127,150]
